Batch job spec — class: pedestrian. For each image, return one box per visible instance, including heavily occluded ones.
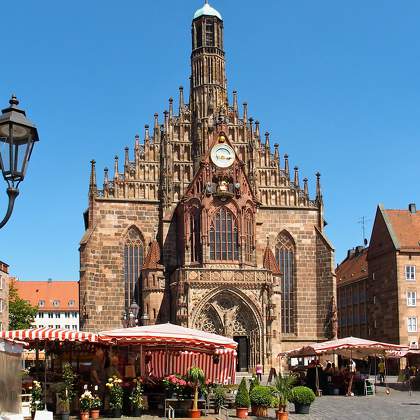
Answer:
[378,359,385,384]
[256,363,263,381]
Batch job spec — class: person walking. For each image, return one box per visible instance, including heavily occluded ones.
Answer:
[378,359,385,384]
[256,363,263,382]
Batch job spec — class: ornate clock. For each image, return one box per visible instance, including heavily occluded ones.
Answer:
[211,143,235,168]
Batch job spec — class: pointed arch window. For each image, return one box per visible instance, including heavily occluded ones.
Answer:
[209,207,239,261]
[244,210,254,263]
[189,207,201,263]
[124,227,144,310]
[275,231,296,334]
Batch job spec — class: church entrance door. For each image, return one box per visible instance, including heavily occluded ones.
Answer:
[234,336,249,372]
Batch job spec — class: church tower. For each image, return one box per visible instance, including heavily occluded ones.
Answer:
[190,1,227,168]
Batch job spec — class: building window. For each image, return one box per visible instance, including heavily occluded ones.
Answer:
[38,312,44,318]
[406,265,416,281]
[53,300,60,307]
[124,227,144,311]
[68,300,75,307]
[72,313,78,318]
[408,317,418,332]
[48,313,54,319]
[55,325,60,329]
[0,275,3,290]
[244,210,254,263]
[55,313,60,318]
[72,325,77,330]
[0,298,3,313]
[276,231,296,334]
[48,324,53,328]
[65,312,70,318]
[205,22,214,46]
[209,207,239,261]
[407,291,417,307]
[38,300,45,307]
[65,325,70,329]
[189,207,201,263]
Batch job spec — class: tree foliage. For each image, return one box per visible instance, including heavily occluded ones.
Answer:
[8,280,38,329]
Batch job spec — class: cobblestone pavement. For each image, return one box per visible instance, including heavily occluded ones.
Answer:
[263,387,420,420]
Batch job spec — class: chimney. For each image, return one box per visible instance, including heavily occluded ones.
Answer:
[408,203,416,214]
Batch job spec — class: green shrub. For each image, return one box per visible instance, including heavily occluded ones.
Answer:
[274,374,297,408]
[249,374,260,393]
[235,378,250,408]
[289,386,316,405]
[249,386,274,408]
[213,385,226,411]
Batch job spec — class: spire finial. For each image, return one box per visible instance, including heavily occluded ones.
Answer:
[316,172,322,200]
[303,177,309,196]
[284,154,290,178]
[294,166,299,187]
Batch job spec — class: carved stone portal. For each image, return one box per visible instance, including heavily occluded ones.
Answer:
[192,290,262,369]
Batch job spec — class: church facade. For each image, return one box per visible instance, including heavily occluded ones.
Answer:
[79,2,335,371]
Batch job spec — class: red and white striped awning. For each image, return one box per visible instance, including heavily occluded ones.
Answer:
[145,349,236,384]
[98,323,237,350]
[0,327,98,343]
[279,336,408,359]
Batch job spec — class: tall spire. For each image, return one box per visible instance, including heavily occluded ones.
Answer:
[179,86,184,114]
[114,155,119,180]
[303,177,309,196]
[284,154,290,179]
[190,1,226,120]
[294,166,299,187]
[89,159,97,195]
[316,172,322,201]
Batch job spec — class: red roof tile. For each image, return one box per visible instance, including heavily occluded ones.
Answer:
[383,208,420,251]
[263,244,281,275]
[14,280,79,311]
[336,248,368,286]
[142,240,161,270]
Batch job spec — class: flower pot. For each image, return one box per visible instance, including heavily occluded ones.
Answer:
[294,403,311,414]
[236,407,248,419]
[276,410,288,420]
[254,406,268,417]
[80,411,90,420]
[132,407,142,417]
[251,405,257,415]
[62,414,70,420]
[189,408,201,418]
[31,411,36,420]
[91,409,100,419]
[111,408,122,418]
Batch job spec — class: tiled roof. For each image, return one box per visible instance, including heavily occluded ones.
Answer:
[336,248,368,286]
[263,244,281,275]
[383,208,420,251]
[142,240,161,270]
[14,280,79,311]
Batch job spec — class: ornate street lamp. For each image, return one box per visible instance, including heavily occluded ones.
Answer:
[0,95,39,228]
[122,301,140,328]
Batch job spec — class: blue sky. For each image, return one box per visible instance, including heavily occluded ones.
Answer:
[1,0,419,280]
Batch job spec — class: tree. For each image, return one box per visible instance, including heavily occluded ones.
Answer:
[8,280,38,329]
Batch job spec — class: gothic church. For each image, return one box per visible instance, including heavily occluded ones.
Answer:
[79,2,335,371]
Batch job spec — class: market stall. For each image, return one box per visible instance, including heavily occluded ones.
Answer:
[98,323,237,384]
[279,337,408,396]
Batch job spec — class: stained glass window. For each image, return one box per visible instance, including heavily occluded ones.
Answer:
[209,207,239,261]
[244,210,254,262]
[124,227,144,310]
[275,231,296,334]
[190,208,201,263]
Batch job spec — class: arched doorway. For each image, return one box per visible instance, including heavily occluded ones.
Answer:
[192,289,262,372]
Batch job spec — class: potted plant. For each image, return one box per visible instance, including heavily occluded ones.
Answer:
[289,386,316,414]
[186,367,205,418]
[30,380,44,419]
[274,374,297,420]
[106,376,124,418]
[212,385,226,414]
[235,378,250,419]
[129,378,145,417]
[90,387,102,420]
[249,385,273,417]
[58,363,77,420]
[80,390,94,420]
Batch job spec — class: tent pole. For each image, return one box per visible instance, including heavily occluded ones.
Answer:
[44,343,47,410]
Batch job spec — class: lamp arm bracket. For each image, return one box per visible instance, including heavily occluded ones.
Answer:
[0,187,19,229]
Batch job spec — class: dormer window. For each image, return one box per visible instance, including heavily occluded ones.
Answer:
[38,300,45,307]
[68,299,75,307]
[52,300,60,307]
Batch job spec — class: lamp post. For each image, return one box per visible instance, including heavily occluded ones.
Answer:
[0,95,39,229]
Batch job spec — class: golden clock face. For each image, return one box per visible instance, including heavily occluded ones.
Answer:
[211,143,235,168]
